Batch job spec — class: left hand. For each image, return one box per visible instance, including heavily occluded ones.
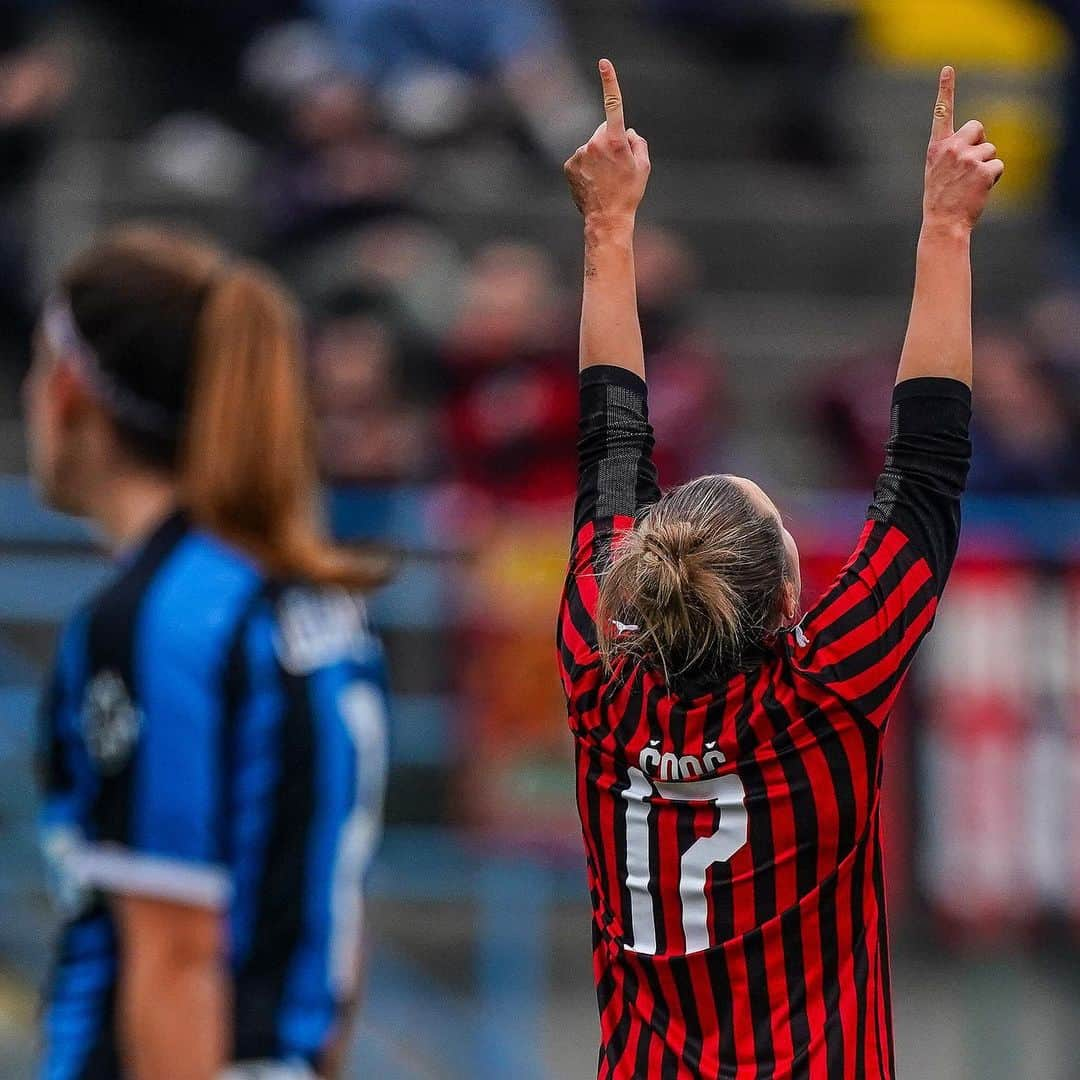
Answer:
[564,59,651,228]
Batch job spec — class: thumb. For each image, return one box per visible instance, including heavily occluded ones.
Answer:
[627,128,650,169]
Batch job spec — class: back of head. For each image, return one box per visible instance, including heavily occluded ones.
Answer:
[596,475,790,684]
[61,225,380,589]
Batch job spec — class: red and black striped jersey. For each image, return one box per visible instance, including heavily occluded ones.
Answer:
[557,366,972,1079]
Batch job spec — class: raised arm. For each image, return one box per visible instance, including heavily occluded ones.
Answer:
[565,59,652,379]
[872,66,1003,581]
[792,69,1002,726]
[897,66,1004,388]
[558,60,658,700]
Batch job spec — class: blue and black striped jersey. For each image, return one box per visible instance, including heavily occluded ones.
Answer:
[37,511,388,1079]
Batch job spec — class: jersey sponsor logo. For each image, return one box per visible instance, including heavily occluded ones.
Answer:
[81,670,142,775]
[638,739,728,781]
[275,588,371,674]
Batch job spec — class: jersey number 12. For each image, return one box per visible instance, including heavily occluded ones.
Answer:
[623,765,749,955]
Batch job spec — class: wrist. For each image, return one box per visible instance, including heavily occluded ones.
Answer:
[584,212,636,246]
[919,216,972,245]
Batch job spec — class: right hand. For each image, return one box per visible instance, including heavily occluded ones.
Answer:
[923,66,1005,233]
[564,59,651,228]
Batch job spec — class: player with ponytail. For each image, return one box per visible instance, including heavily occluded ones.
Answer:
[28,226,387,1079]
[559,62,1001,1078]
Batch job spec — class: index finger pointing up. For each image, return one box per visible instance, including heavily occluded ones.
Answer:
[599,58,626,137]
[932,65,955,141]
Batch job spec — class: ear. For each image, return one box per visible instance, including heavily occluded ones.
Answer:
[48,359,97,431]
[779,578,800,627]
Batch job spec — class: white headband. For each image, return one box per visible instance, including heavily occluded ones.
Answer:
[43,295,181,440]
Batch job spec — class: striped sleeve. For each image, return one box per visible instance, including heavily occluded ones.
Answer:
[792,378,972,727]
[558,366,660,701]
[80,610,233,907]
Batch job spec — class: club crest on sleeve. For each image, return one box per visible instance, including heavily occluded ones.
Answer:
[81,670,142,775]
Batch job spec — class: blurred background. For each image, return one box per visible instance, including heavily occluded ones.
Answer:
[0,0,1078,1077]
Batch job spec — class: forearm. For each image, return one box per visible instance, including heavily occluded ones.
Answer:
[896,222,973,388]
[120,953,227,1079]
[580,217,645,379]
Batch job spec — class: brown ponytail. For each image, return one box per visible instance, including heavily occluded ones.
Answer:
[60,225,383,590]
[596,475,789,683]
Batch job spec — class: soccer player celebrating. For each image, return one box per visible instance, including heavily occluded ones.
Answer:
[558,62,1002,1078]
[27,228,389,1079]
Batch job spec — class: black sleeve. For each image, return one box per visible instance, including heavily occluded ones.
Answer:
[573,365,661,540]
[868,377,972,592]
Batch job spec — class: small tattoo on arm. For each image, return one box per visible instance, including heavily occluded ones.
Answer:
[585,264,599,279]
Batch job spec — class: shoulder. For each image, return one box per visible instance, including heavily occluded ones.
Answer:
[83,524,266,691]
[141,529,266,655]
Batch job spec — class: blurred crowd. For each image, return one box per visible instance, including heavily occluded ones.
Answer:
[1,7,1078,1073]
[817,308,1080,495]
[1,0,1077,505]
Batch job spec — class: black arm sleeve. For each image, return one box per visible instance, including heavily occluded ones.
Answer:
[868,377,972,591]
[578,367,660,540]
[574,365,661,538]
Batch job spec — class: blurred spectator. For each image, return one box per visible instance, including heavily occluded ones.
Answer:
[246,21,415,250]
[816,330,1080,496]
[634,226,729,483]
[309,286,433,484]
[437,230,729,509]
[967,331,1080,495]
[1028,286,1080,400]
[64,2,316,200]
[1040,0,1080,277]
[814,351,897,488]
[89,0,299,124]
[351,219,465,346]
[441,241,579,507]
[0,6,72,387]
[309,0,593,161]
[647,0,855,168]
